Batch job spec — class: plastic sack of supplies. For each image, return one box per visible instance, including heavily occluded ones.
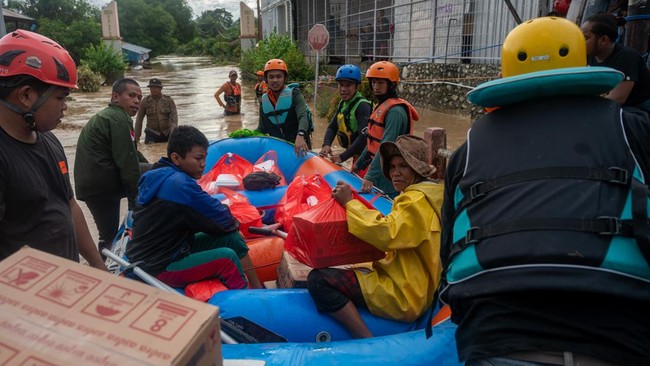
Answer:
[285,193,386,268]
[274,174,332,232]
[198,152,253,193]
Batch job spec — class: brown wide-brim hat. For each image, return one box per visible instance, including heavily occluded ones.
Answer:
[379,135,436,180]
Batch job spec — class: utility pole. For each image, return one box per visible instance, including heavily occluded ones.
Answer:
[257,0,263,42]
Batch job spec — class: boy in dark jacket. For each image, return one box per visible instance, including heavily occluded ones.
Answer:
[126,125,262,289]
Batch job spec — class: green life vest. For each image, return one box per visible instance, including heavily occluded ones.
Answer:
[336,92,370,148]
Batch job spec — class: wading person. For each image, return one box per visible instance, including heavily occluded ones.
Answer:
[0,30,105,269]
[354,61,419,198]
[256,58,313,157]
[74,78,147,256]
[442,17,650,365]
[254,70,268,104]
[308,135,443,338]
[320,64,371,169]
[134,78,178,146]
[214,70,242,115]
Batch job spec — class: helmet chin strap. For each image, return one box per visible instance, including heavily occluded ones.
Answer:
[0,85,55,130]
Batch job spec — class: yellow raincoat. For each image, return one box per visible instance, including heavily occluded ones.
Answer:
[346,181,443,322]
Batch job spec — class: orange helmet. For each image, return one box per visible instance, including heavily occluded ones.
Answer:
[264,59,288,74]
[0,30,77,89]
[256,70,264,76]
[366,61,399,83]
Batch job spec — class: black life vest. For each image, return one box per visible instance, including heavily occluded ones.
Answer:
[446,96,650,301]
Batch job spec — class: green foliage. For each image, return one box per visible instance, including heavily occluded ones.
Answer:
[196,8,234,38]
[116,0,178,56]
[145,0,196,43]
[37,18,102,64]
[240,33,314,82]
[8,0,99,24]
[76,65,103,92]
[81,42,127,82]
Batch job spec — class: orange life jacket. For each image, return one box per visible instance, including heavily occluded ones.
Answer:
[226,82,241,96]
[366,98,419,156]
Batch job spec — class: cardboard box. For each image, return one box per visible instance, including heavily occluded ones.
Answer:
[262,280,277,289]
[276,251,312,288]
[276,251,356,289]
[0,247,222,366]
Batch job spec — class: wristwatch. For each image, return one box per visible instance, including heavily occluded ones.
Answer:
[297,130,306,137]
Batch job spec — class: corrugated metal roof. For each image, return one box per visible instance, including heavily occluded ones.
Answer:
[3,8,34,22]
[121,42,151,54]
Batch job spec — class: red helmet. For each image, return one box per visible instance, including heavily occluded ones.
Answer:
[554,0,571,16]
[0,30,78,89]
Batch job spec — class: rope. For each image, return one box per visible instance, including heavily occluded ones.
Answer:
[437,148,454,159]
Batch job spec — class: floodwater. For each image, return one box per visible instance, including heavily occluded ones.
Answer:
[53,56,472,242]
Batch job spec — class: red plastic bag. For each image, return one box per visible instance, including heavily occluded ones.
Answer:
[198,152,253,193]
[185,278,228,302]
[274,174,332,232]
[219,188,264,239]
[248,150,287,186]
[285,193,386,268]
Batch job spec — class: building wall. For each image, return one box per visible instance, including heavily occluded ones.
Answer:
[399,62,500,117]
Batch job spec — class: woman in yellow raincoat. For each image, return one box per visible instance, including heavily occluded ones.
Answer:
[307,135,443,338]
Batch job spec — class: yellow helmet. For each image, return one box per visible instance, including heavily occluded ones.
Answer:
[501,17,586,78]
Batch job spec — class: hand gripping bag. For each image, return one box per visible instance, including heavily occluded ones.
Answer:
[274,174,332,232]
[218,188,264,239]
[198,152,253,193]
[285,193,386,268]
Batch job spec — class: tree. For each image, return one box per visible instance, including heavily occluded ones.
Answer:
[196,8,234,38]
[145,0,196,44]
[7,0,99,25]
[37,18,102,64]
[241,33,314,81]
[116,0,177,56]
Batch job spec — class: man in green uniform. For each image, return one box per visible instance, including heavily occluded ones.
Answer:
[74,78,147,256]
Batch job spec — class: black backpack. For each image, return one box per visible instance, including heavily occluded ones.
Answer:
[243,171,282,191]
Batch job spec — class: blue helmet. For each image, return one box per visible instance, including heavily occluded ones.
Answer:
[335,64,362,84]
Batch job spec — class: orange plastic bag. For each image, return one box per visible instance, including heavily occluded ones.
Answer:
[248,150,287,186]
[274,174,332,232]
[219,188,264,239]
[185,278,228,302]
[285,193,386,268]
[198,152,253,193]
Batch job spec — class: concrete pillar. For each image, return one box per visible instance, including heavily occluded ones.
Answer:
[423,127,447,180]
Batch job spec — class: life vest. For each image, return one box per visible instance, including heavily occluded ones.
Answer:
[446,96,650,300]
[366,98,419,156]
[336,93,370,148]
[261,83,313,129]
[255,81,268,98]
[261,84,297,126]
[226,82,241,96]
[260,84,313,146]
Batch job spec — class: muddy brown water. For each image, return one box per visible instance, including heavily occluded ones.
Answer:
[53,56,472,243]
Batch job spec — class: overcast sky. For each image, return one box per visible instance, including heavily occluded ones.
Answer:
[91,0,258,20]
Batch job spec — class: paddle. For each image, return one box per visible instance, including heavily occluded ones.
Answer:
[248,223,288,239]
